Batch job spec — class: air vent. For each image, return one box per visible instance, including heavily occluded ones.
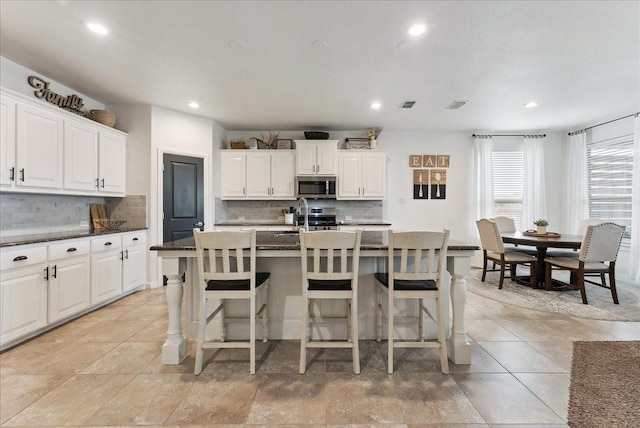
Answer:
[446,100,468,110]
[400,100,417,109]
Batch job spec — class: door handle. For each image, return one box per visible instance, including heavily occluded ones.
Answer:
[9,167,15,181]
[194,221,204,227]
[20,168,25,182]
[100,179,105,188]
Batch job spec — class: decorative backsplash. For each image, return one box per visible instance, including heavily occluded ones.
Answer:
[0,193,147,237]
[215,198,384,224]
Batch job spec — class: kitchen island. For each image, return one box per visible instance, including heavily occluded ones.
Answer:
[151,232,478,366]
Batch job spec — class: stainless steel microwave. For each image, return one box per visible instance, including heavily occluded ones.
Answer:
[296,176,336,199]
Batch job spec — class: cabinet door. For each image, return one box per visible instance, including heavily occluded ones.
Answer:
[0,93,17,188]
[90,250,122,305]
[295,142,317,175]
[64,119,99,192]
[48,256,91,323]
[270,151,296,198]
[98,131,126,195]
[0,264,47,346]
[122,245,146,292]
[221,152,247,198]
[246,152,271,198]
[361,153,386,199]
[316,143,337,175]
[16,102,64,189]
[337,153,361,199]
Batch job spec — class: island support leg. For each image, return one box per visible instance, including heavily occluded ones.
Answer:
[162,256,188,364]
[446,255,472,364]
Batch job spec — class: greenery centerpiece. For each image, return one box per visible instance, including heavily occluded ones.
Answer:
[534,219,549,234]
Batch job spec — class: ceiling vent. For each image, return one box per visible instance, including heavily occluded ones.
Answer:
[446,100,468,110]
[400,100,417,109]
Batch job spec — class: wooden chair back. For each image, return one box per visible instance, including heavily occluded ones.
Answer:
[299,229,362,283]
[387,230,449,284]
[193,229,255,285]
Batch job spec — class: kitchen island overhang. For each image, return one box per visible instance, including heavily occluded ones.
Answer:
[151,237,478,366]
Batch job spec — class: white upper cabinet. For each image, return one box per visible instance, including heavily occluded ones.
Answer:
[221,150,295,200]
[295,140,338,175]
[0,93,17,188]
[98,130,126,195]
[1,88,127,196]
[64,118,99,192]
[337,151,386,200]
[16,101,64,189]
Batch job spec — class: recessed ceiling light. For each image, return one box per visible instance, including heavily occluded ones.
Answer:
[87,22,108,35]
[524,101,539,108]
[370,102,382,110]
[408,23,427,36]
[188,101,200,109]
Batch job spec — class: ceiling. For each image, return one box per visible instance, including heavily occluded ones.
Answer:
[1,1,638,132]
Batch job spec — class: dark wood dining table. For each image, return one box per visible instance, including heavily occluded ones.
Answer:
[501,231,583,287]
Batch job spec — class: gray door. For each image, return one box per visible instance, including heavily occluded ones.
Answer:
[163,153,204,243]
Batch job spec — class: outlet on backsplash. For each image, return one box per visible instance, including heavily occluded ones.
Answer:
[345,215,352,221]
[238,216,245,221]
[80,221,90,228]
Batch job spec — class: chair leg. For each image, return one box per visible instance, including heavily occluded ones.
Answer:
[577,271,588,305]
[510,264,517,281]
[435,296,449,374]
[609,269,619,304]
[498,263,505,289]
[346,301,352,342]
[220,298,226,342]
[194,294,207,375]
[387,293,394,374]
[418,298,424,341]
[481,253,488,281]
[375,285,383,342]
[351,295,360,374]
[250,296,256,375]
[262,283,269,343]
[600,272,607,286]
[299,295,308,374]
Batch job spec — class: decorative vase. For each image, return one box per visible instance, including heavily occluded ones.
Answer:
[369,139,377,149]
[536,225,547,234]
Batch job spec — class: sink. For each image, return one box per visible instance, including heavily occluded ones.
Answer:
[257,230,300,246]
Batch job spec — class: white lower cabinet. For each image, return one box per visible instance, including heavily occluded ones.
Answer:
[122,231,147,292]
[47,239,91,323]
[0,245,48,345]
[90,236,123,305]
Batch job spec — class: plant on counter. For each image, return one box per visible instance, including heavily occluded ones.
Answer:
[364,127,382,141]
[533,219,549,226]
[254,131,280,149]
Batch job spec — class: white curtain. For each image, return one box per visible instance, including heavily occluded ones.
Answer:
[473,135,494,220]
[631,115,640,284]
[521,135,547,229]
[565,131,589,234]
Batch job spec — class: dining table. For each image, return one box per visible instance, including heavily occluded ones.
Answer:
[501,231,583,288]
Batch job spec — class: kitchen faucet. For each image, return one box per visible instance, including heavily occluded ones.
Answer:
[297,197,309,232]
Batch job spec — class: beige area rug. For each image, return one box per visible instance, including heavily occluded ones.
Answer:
[568,341,640,427]
[466,268,640,321]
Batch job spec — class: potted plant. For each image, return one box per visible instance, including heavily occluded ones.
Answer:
[364,127,382,149]
[534,219,549,234]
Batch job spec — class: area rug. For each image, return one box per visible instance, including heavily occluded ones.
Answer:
[568,341,640,427]
[466,268,640,321]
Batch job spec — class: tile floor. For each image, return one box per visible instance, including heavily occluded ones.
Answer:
[1,281,639,427]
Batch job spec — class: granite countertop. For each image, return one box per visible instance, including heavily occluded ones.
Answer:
[0,227,148,248]
[215,221,392,227]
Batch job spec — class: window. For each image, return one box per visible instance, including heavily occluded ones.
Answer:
[492,149,524,230]
[587,136,633,241]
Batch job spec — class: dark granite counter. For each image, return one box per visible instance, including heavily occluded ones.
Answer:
[0,228,148,248]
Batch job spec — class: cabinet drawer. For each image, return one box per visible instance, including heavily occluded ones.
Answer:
[122,231,146,247]
[48,239,91,261]
[91,235,122,252]
[0,246,47,271]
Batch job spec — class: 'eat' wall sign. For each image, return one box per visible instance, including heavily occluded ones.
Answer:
[409,154,450,200]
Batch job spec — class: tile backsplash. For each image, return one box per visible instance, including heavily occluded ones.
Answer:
[0,193,147,237]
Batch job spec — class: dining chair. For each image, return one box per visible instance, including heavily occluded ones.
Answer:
[374,229,450,374]
[544,222,625,304]
[299,229,362,374]
[193,228,270,375]
[476,218,538,288]
[490,216,536,258]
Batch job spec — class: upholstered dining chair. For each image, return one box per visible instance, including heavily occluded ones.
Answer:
[544,222,625,304]
[374,229,450,374]
[299,229,362,374]
[490,216,536,258]
[476,218,538,288]
[193,228,270,375]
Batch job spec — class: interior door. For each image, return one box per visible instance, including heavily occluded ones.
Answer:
[163,153,204,243]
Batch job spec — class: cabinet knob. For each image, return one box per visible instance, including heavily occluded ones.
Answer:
[104,242,112,246]
[133,237,139,241]
[67,247,77,252]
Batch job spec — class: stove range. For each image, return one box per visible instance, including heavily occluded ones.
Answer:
[297,207,337,230]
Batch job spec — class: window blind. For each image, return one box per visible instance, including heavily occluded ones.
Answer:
[492,151,524,230]
[587,136,633,240]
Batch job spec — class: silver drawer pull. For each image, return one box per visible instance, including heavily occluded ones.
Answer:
[13,255,28,261]
[67,247,77,252]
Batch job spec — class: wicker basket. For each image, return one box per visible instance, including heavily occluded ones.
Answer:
[304,131,329,140]
[88,110,116,127]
